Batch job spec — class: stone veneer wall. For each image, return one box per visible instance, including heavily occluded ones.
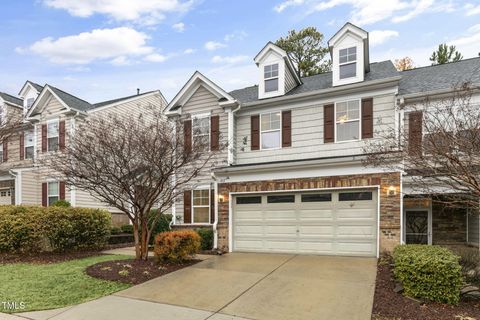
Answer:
[217,172,401,253]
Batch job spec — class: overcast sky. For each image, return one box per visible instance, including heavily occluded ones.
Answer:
[1,0,479,102]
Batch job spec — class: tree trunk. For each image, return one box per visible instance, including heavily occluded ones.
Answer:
[140,216,149,260]
[133,218,141,260]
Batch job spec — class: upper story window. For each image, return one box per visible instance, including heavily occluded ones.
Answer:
[261,112,281,149]
[48,181,59,206]
[25,129,35,159]
[47,120,59,152]
[264,64,279,93]
[0,144,3,163]
[192,115,210,149]
[339,47,357,79]
[192,188,210,224]
[26,98,34,109]
[336,100,360,142]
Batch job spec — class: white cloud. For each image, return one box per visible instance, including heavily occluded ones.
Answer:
[465,3,480,15]
[183,48,196,54]
[224,30,248,42]
[110,56,132,66]
[274,0,305,12]
[211,55,250,64]
[172,22,185,32]
[43,0,194,25]
[204,41,227,51]
[275,0,453,25]
[25,27,153,64]
[369,30,399,47]
[449,29,480,60]
[144,53,168,62]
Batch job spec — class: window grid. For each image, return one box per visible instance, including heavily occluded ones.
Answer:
[339,46,357,79]
[335,100,361,142]
[48,181,59,206]
[47,120,59,152]
[192,189,210,224]
[25,130,35,159]
[260,112,281,150]
[192,115,210,149]
[264,63,279,93]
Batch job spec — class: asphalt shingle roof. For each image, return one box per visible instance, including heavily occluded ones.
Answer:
[0,92,23,106]
[27,81,44,93]
[92,91,157,108]
[398,57,480,95]
[229,60,399,104]
[48,86,94,112]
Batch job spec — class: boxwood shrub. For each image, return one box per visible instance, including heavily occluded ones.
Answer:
[393,244,464,304]
[195,228,213,251]
[0,205,111,253]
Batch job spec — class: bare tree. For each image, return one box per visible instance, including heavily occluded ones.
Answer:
[42,109,221,260]
[363,82,480,210]
[0,112,29,144]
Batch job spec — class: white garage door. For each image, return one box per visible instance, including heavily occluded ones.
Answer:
[232,190,377,257]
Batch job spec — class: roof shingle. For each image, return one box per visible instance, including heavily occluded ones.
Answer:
[0,92,23,107]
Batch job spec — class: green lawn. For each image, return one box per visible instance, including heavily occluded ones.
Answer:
[0,254,132,313]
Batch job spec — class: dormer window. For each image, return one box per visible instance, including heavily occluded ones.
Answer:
[339,47,357,79]
[27,98,34,108]
[264,63,279,93]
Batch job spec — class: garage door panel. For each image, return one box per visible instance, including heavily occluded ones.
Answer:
[233,189,377,257]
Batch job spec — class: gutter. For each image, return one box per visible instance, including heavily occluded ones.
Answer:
[211,172,219,249]
[241,76,402,109]
[399,84,480,103]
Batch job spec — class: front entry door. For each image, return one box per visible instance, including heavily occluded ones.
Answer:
[405,210,431,244]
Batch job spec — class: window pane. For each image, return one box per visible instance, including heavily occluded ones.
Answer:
[25,130,34,146]
[267,195,295,203]
[339,192,372,201]
[261,130,280,149]
[340,63,356,79]
[301,193,332,202]
[339,48,348,57]
[265,78,278,92]
[193,189,209,206]
[193,207,209,223]
[25,146,34,159]
[48,196,59,206]
[27,98,35,108]
[347,100,360,119]
[48,182,59,195]
[336,121,359,141]
[48,121,59,136]
[236,196,262,204]
[48,137,59,151]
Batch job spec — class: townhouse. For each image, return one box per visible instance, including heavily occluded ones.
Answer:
[0,81,166,225]
[166,23,480,256]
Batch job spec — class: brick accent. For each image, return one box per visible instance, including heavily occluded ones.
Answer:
[217,172,401,253]
[432,203,467,245]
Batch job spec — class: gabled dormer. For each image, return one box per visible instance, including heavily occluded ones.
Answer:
[328,23,370,87]
[18,81,43,116]
[254,42,302,100]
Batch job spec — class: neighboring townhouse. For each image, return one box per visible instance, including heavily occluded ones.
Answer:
[165,22,480,256]
[0,81,167,225]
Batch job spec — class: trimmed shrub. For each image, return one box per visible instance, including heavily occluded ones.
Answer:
[120,224,134,234]
[154,230,200,263]
[51,200,71,207]
[196,228,213,251]
[393,245,464,304]
[110,227,122,235]
[0,205,111,253]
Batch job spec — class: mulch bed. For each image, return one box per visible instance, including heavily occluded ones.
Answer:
[372,261,480,320]
[86,258,200,285]
[0,251,106,264]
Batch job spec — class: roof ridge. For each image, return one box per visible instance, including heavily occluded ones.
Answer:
[401,56,480,73]
[92,90,157,107]
[48,85,92,105]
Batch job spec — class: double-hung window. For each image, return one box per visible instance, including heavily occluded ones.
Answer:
[339,47,357,79]
[0,144,3,163]
[192,115,210,149]
[48,181,59,206]
[192,188,210,224]
[260,112,281,149]
[24,130,35,159]
[336,100,360,142]
[47,120,59,152]
[264,63,279,93]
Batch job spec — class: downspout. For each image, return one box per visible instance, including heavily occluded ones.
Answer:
[70,112,81,207]
[9,169,20,205]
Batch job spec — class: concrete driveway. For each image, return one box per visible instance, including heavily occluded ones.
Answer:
[117,253,377,320]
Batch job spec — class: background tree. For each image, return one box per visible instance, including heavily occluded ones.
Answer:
[430,44,463,65]
[363,82,480,210]
[394,57,415,71]
[42,109,220,260]
[275,27,331,76]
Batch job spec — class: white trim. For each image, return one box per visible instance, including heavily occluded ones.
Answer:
[19,81,41,98]
[191,186,211,225]
[26,85,73,118]
[47,181,60,207]
[228,185,380,258]
[227,108,234,165]
[70,185,76,206]
[192,113,211,150]
[213,180,219,249]
[400,173,404,244]
[14,171,22,205]
[46,118,60,152]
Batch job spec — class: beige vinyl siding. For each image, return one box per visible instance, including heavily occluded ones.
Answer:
[90,93,164,121]
[39,97,67,120]
[174,85,228,223]
[285,68,297,93]
[20,170,40,205]
[74,188,121,212]
[235,93,396,164]
[468,211,479,247]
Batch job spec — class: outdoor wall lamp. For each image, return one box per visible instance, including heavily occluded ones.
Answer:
[387,186,397,196]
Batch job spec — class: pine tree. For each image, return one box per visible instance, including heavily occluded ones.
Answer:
[430,44,463,65]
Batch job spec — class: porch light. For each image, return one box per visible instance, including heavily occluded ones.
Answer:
[218,194,225,202]
[387,186,397,196]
